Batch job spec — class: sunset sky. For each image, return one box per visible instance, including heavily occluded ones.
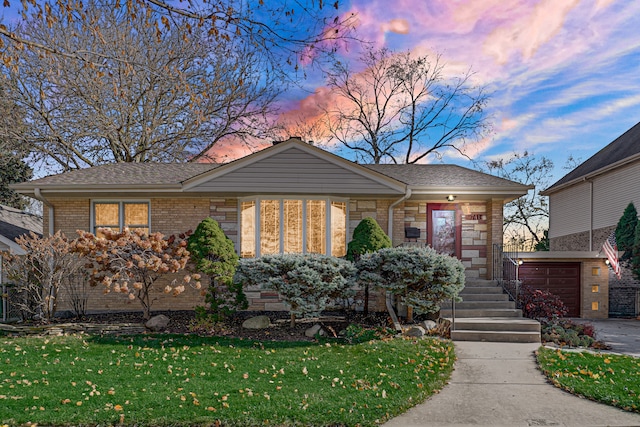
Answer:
[232,0,640,186]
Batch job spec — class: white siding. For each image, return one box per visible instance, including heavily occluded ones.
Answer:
[188,147,403,195]
[548,181,591,238]
[592,160,640,229]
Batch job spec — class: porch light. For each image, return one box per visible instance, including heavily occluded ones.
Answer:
[446,194,456,202]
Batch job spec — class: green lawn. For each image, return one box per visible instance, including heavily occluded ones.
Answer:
[0,334,454,426]
[537,347,640,413]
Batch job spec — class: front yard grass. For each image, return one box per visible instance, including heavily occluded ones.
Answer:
[0,334,454,426]
[537,347,640,413]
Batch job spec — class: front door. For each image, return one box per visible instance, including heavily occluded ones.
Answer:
[427,203,461,258]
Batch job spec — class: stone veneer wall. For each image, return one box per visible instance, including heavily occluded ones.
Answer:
[402,201,492,279]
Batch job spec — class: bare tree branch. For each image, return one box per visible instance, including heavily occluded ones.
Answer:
[1,2,281,171]
[324,48,491,164]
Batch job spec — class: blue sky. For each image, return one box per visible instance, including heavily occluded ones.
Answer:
[239,0,640,186]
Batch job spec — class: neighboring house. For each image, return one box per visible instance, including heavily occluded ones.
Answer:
[0,204,43,256]
[542,121,640,317]
[12,137,531,313]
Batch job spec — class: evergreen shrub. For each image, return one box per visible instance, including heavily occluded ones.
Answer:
[357,246,465,315]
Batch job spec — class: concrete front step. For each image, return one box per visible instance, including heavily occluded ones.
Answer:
[460,286,506,295]
[451,330,541,343]
[442,301,515,310]
[458,293,510,301]
[440,308,523,318]
[452,317,540,332]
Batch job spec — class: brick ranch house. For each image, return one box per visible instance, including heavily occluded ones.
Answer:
[541,121,640,318]
[13,137,531,313]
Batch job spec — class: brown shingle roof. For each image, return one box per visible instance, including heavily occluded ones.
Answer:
[15,163,220,187]
[0,205,42,242]
[544,121,640,193]
[363,164,529,188]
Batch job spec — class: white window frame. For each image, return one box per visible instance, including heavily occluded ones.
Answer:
[238,196,349,257]
[91,200,151,235]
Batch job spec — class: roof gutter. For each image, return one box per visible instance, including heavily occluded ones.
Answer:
[388,188,412,240]
[34,188,54,236]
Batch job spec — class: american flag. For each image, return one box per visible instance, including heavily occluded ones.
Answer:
[602,230,621,279]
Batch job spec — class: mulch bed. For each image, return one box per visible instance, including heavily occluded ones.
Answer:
[40,310,395,342]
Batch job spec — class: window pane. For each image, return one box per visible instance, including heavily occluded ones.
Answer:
[124,203,149,230]
[306,200,326,254]
[331,201,347,257]
[241,201,256,258]
[94,203,119,234]
[284,200,303,253]
[260,200,280,255]
[432,210,456,256]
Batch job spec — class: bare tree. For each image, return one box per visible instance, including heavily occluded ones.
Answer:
[325,48,491,164]
[1,2,281,171]
[482,152,553,250]
[0,0,355,74]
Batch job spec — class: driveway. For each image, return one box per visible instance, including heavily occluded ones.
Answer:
[577,318,640,357]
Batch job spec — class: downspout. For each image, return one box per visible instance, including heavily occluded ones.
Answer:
[34,188,54,236]
[386,188,411,332]
[587,178,593,251]
[33,187,56,319]
[387,188,412,240]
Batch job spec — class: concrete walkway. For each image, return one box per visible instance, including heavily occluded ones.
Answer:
[383,341,640,427]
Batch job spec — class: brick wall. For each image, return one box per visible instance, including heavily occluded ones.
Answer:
[50,197,212,313]
[609,287,638,317]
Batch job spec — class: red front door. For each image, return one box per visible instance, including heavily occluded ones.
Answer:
[427,203,461,258]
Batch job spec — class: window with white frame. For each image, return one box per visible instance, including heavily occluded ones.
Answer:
[240,198,347,258]
[92,201,150,236]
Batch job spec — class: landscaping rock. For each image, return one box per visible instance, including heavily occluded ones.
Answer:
[403,326,426,338]
[421,320,437,331]
[242,315,271,330]
[305,324,326,338]
[145,314,170,332]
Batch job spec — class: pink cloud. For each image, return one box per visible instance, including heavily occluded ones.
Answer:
[482,0,580,64]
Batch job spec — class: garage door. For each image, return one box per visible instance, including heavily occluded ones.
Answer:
[518,262,581,317]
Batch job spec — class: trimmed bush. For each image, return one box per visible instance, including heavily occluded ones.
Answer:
[234,254,356,326]
[357,246,465,316]
[346,217,391,261]
[187,218,247,321]
[346,217,392,313]
[517,285,568,322]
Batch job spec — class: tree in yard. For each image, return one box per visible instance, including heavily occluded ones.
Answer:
[0,1,355,74]
[71,228,196,320]
[614,202,638,264]
[631,220,640,281]
[3,231,84,321]
[187,218,247,321]
[325,47,491,164]
[346,217,391,313]
[0,150,32,210]
[234,254,356,327]
[481,151,552,251]
[1,2,282,172]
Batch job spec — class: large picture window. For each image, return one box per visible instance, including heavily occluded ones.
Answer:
[240,197,347,258]
[93,201,150,236]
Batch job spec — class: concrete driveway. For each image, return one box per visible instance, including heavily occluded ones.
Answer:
[577,318,640,357]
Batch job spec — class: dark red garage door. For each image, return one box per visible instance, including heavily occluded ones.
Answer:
[518,262,581,317]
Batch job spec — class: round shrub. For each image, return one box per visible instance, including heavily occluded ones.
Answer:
[234,253,356,326]
[357,246,465,315]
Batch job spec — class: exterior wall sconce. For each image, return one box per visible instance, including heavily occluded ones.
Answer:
[605,259,610,265]
[518,260,523,265]
[446,194,456,202]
